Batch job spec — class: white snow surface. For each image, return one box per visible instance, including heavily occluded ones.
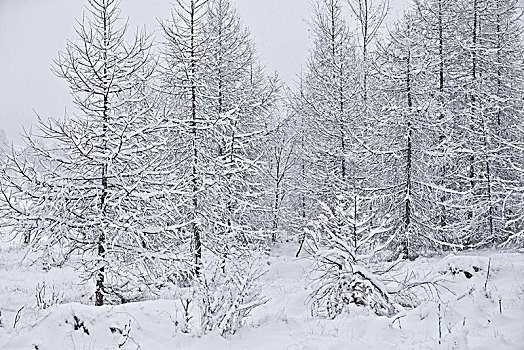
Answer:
[1,241,523,350]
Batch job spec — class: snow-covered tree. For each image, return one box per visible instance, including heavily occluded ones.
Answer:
[412,0,524,247]
[261,112,298,242]
[346,0,388,116]
[373,10,442,258]
[0,0,191,306]
[160,0,279,273]
[160,0,212,276]
[157,0,278,333]
[202,0,279,249]
[292,0,360,211]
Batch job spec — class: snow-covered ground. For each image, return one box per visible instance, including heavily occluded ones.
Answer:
[1,241,523,349]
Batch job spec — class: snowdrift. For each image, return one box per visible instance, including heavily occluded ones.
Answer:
[1,246,524,349]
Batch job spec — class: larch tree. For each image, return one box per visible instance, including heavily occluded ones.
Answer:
[412,0,457,244]
[203,0,279,249]
[291,0,388,255]
[0,0,186,306]
[473,0,524,244]
[293,0,399,318]
[374,10,437,259]
[297,0,359,209]
[344,0,389,247]
[287,74,321,256]
[160,0,210,277]
[160,0,279,275]
[433,0,524,246]
[158,0,277,333]
[346,0,388,117]
[377,0,524,251]
[262,111,298,242]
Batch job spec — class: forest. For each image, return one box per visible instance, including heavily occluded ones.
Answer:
[0,0,523,348]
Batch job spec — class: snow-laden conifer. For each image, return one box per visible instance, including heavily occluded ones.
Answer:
[0,0,192,306]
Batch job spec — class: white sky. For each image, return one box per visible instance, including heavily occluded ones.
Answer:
[0,0,408,143]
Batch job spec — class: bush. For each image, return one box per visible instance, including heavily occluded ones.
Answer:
[309,251,398,318]
[306,198,399,318]
[198,254,268,335]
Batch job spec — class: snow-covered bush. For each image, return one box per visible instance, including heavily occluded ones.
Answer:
[35,282,63,310]
[197,254,268,335]
[306,197,399,318]
[309,257,398,318]
[169,252,268,336]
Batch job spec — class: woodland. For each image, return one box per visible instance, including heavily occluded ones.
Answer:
[0,0,523,345]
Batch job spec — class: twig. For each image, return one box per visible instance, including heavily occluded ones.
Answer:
[391,313,406,329]
[438,304,442,345]
[296,232,306,258]
[13,306,24,329]
[484,258,491,291]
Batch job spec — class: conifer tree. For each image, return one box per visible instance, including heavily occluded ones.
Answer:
[160,0,211,276]
[160,0,278,271]
[0,0,186,306]
[203,0,279,248]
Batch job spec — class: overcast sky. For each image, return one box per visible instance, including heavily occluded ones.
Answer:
[0,0,408,143]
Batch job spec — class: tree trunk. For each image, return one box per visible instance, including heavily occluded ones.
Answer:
[190,0,202,277]
[402,28,414,259]
[95,4,110,306]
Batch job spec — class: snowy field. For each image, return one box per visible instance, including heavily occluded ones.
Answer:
[0,241,523,350]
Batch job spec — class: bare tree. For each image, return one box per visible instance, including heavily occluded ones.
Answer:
[346,0,388,106]
[0,0,192,306]
[160,0,211,276]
